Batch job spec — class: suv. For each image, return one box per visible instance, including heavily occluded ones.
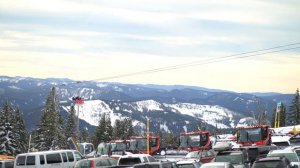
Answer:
[252,157,295,168]
[118,154,157,167]
[267,148,300,167]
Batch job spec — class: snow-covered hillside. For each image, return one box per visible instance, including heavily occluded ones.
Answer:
[63,99,247,132]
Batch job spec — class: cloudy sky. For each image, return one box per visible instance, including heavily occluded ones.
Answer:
[0,0,300,93]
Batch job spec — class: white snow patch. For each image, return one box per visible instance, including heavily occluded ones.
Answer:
[8,86,21,90]
[97,83,108,88]
[134,100,163,112]
[160,122,170,132]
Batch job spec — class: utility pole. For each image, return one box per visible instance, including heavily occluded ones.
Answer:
[146,118,150,155]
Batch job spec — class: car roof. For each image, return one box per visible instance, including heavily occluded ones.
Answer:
[202,162,230,166]
[256,157,285,162]
[16,149,78,156]
[119,154,152,158]
[269,149,295,154]
[177,159,198,164]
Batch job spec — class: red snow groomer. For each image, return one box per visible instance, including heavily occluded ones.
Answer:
[179,131,211,151]
[236,125,271,146]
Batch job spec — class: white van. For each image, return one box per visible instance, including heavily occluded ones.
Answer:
[14,150,83,168]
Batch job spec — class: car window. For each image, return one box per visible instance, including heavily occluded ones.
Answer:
[67,152,74,162]
[268,153,299,162]
[119,158,142,165]
[26,156,35,165]
[74,151,83,161]
[61,152,68,162]
[4,161,14,168]
[75,160,90,168]
[16,156,26,166]
[143,157,149,163]
[148,156,156,162]
[40,155,45,165]
[253,161,284,168]
[46,153,62,164]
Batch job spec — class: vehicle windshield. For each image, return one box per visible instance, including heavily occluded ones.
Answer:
[268,153,299,162]
[111,142,127,151]
[253,161,284,168]
[185,151,200,158]
[119,158,141,166]
[238,128,262,143]
[215,154,243,165]
[180,135,201,148]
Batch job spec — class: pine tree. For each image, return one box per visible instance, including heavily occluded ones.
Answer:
[80,127,89,142]
[65,105,77,139]
[14,107,28,153]
[92,114,106,146]
[112,119,123,139]
[195,119,207,131]
[104,114,113,142]
[123,118,135,140]
[287,89,300,125]
[0,101,18,155]
[33,87,66,151]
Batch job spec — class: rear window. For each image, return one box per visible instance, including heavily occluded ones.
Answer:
[16,156,26,166]
[119,158,142,165]
[74,160,91,168]
[253,161,284,168]
[46,153,62,164]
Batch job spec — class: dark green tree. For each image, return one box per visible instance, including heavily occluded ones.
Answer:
[92,114,106,146]
[80,127,89,142]
[195,119,207,131]
[14,107,28,153]
[104,114,113,142]
[33,87,66,150]
[0,101,18,155]
[65,105,77,139]
[112,119,123,139]
[287,89,300,126]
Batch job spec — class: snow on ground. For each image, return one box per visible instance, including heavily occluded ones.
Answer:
[160,122,170,132]
[64,100,123,126]
[134,100,163,112]
[165,103,237,128]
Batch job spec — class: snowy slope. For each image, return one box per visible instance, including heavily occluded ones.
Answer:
[62,99,247,132]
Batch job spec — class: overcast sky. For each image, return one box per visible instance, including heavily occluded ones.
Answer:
[0,0,300,93]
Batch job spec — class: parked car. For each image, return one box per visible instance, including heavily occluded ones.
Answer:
[200,162,234,168]
[215,150,250,168]
[267,148,300,167]
[14,149,83,168]
[0,159,14,168]
[252,156,296,168]
[176,159,202,168]
[184,150,215,163]
[74,157,118,168]
[117,154,157,167]
[134,161,178,168]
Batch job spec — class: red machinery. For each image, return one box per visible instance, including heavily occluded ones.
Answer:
[236,125,271,146]
[179,131,211,151]
[129,136,160,155]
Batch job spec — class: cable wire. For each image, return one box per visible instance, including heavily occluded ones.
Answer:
[92,43,300,81]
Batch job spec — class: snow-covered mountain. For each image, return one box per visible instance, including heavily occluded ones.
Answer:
[0,76,293,133]
[62,99,244,133]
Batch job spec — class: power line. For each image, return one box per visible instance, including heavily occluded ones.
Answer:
[93,43,300,81]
